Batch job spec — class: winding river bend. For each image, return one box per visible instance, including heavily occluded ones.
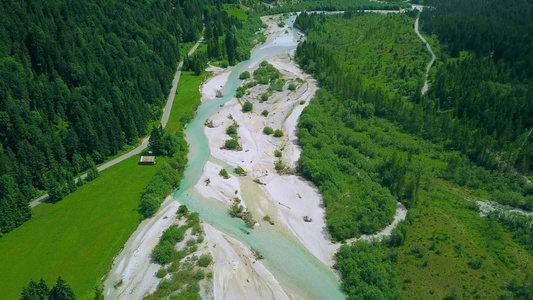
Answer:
[172,15,344,299]
[414,14,436,95]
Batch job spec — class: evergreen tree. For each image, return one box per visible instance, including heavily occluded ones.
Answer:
[225,31,236,65]
[49,277,76,300]
[20,279,49,300]
[148,125,164,155]
[20,277,75,300]
[85,156,99,182]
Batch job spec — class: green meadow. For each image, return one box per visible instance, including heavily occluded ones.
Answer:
[165,70,208,135]
[0,155,170,299]
[224,4,248,21]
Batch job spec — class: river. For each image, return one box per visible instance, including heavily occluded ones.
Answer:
[172,15,344,300]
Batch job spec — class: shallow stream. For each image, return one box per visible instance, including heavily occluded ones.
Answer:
[172,15,344,300]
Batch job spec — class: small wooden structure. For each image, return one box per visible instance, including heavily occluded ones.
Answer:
[139,156,156,165]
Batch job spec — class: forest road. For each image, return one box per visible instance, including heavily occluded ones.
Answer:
[30,36,205,208]
[414,17,436,95]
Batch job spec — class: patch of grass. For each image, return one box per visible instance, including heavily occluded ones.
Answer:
[223,4,247,21]
[0,156,169,299]
[234,167,245,175]
[219,169,230,179]
[397,184,533,299]
[166,71,209,135]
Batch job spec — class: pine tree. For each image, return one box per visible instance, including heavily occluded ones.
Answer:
[49,277,76,300]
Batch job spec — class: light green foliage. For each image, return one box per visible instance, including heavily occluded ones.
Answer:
[288,83,297,91]
[274,150,282,158]
[234,167,245,175]
[231,204,244,215]
[396,184,533,299]
[223,4,248,21]
[260,93,269,102]
[219,169,230,179]
[166,72,207,135]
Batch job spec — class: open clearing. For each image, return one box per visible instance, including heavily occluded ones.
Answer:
[165,70,208,135]
[0,156,169,299]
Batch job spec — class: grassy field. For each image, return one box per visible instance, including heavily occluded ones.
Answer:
[165,71,208,135]
[224,4,247,21]
[0,156,170,299]
[355,118,533,299]
[398,179,533,299]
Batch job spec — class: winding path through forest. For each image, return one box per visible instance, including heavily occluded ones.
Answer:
[30,36,205,208]
[414,16,436,95]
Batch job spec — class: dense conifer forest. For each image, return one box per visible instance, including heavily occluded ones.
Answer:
[420,0,533,173]
[0,0,261,234]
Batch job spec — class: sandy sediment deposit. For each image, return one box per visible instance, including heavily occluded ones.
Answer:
[103,195,286,300]
[103,196,182,299]
[196,15,338,269]
[203,223,292,300]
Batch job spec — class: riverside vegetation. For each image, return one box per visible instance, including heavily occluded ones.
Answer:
[146,206,213,300]
[294,6,532,299]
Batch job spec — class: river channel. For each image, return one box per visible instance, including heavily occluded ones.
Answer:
[172,15,344,300]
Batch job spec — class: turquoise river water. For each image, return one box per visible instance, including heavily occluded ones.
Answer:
[171,15,345,300]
